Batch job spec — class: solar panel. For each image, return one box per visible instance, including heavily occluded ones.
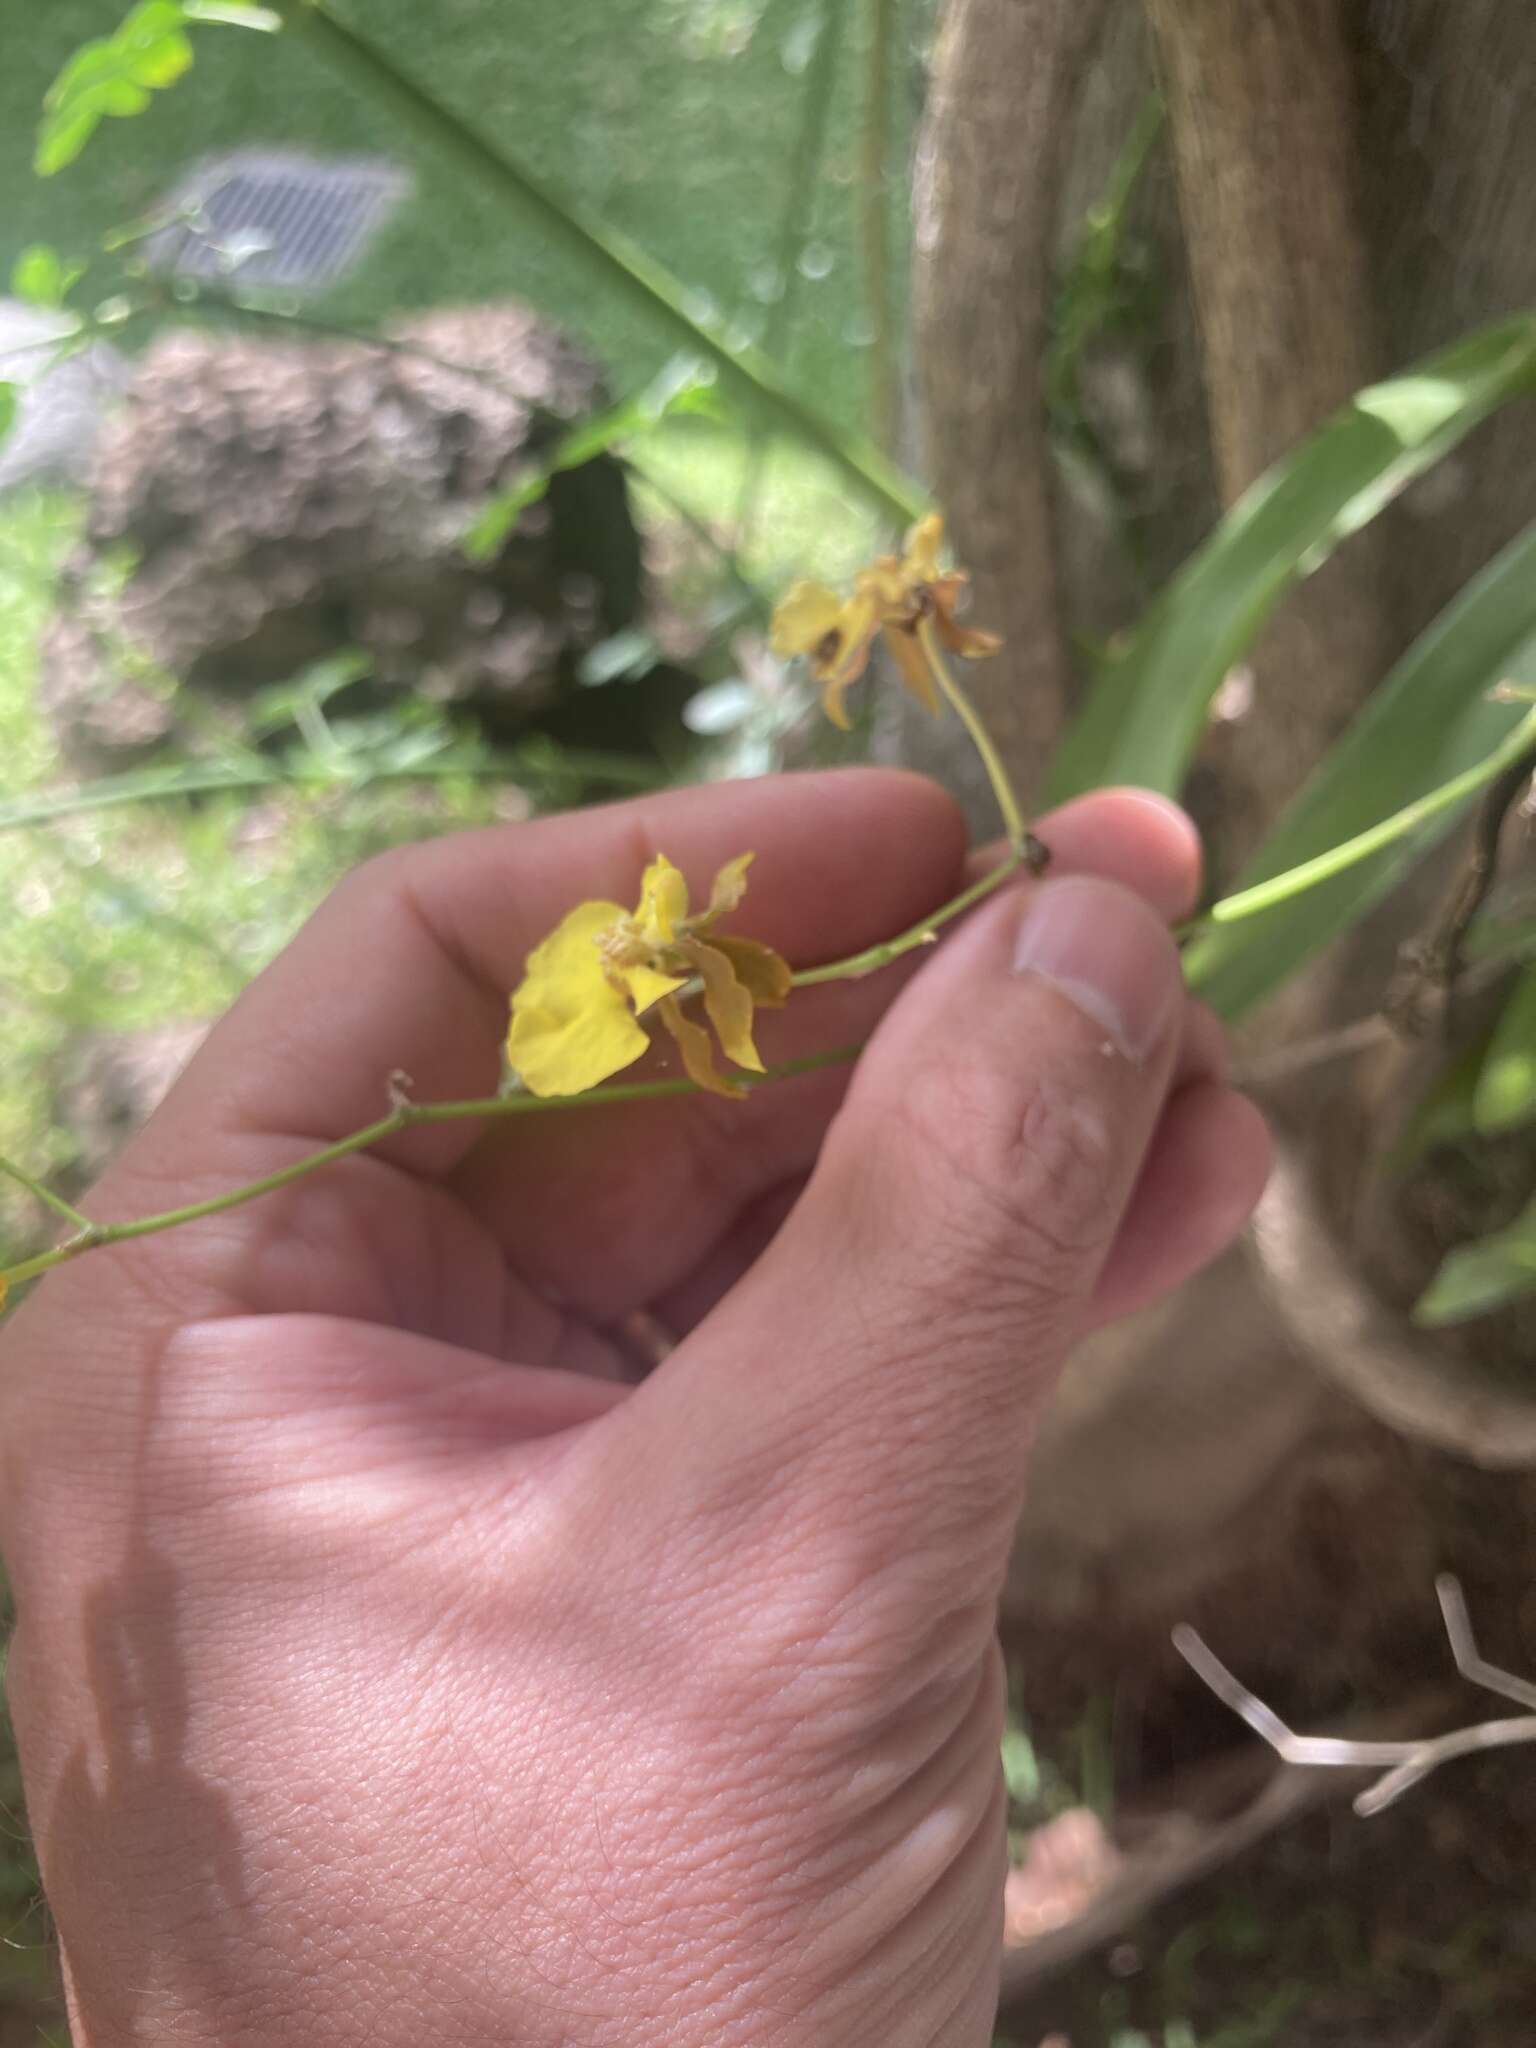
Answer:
[146,150,412,292]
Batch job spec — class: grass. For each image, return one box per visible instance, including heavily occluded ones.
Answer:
[0,484,506,1252]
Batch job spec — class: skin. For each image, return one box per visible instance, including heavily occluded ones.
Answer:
[0,770,1270,2046]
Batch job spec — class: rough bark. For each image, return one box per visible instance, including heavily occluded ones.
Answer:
[1049,3,1216,651]
[1142,0,1377,500]
[1350,0,1536,644]
[1142,0,1397,870]
[909,0,1112,820]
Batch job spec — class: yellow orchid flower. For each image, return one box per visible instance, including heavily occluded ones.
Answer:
[767,577,886,730]
[894,512,1004,665]
[506,852,793,1100]
[769,513,1001,729]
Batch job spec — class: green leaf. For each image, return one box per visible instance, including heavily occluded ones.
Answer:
[464,357,720,563]
[1184,519,1536,1018]
[1414,1194,1536,1326]
[10,245,82,308]
[282,0,925,524]
[1473,960,1536,1135]
[577,629,659,688]
[0,384,17,452]
[33,0,267,174]
[1390,1031,1494,1170]
[999,1725,1040,1806]
[34,105,103,178]
[1050,316,1536,804]
[38,3,192,173]
[683,680,755,735]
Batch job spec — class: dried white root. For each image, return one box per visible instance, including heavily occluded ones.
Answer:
[1173,1575,1536,1817]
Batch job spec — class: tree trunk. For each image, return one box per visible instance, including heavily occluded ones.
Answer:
[909,0,1111,821]
[1142,0,1396,871]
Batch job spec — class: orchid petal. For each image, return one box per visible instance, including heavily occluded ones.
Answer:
[657,992,746,1098]
[506,899,649,1096]
[684,939,764,1073]
[881,622,943,714]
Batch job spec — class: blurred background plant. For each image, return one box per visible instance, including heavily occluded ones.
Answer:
[5,3,1536,2042]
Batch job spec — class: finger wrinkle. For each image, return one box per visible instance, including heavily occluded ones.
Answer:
[392,860,515,1034]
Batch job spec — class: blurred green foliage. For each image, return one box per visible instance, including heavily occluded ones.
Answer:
[2,0,911,427]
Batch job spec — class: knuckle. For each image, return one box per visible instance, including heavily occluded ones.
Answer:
[880,1054,1117,1295]
[1010,1067,1118,1260]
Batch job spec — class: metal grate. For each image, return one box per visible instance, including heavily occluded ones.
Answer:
[146,150,412,292]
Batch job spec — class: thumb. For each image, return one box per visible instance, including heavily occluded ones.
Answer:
[619,874,1186,1579]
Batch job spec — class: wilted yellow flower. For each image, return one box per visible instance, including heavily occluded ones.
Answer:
[507,853,792,1100]
[769,512,1002,729]
[895,513,1004,663]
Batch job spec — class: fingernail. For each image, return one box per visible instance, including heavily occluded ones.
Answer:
[1011,876,1181,1064]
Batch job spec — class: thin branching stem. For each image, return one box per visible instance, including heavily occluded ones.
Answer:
[0,1156,90,1232]
[0,1045,864,1293]
[791,846,1029,988]
[0,837,1042,1298]
[1175,1575,1536,1818]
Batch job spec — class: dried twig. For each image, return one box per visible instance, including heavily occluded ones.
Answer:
[1174,1575,1536,1817]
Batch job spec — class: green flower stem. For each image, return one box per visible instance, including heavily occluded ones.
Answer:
[1186,702,1536,941]
[916,618,1033,854]
[791,847,1030,988]
[0,1046,863,1294]
[0,1154,91,1231]
[274,0,923,527]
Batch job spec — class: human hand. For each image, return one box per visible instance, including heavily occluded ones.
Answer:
[0,769,1268,2046]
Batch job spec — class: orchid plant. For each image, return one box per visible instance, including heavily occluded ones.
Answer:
[0,516,1050,1300]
